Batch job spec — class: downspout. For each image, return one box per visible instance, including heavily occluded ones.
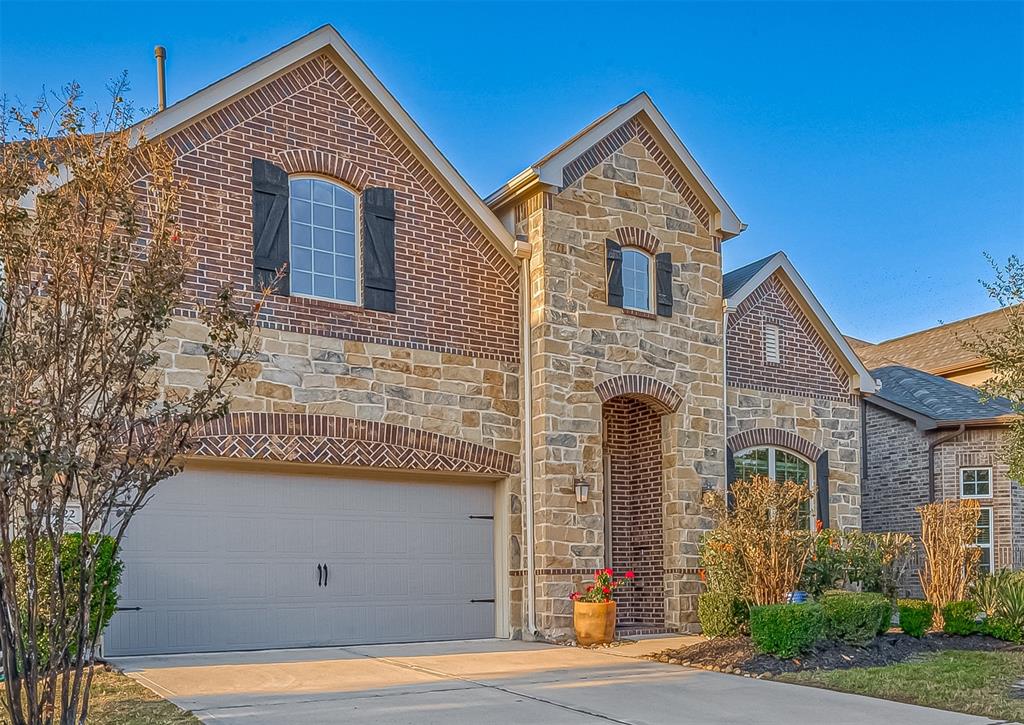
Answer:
[927,424,965,502]
[722,304,730,494]
[517,237,539,639]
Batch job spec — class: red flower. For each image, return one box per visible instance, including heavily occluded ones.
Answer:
[570,591,580,601]
[602,586,611,594]
[624,571,635,580]
[604,568,613,576]
[594,570,602,581]
[586,584,594,592]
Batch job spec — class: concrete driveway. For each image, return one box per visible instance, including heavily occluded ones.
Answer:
[114,638,996,724]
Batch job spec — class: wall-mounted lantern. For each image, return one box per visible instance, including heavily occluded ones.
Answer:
[574,477,590,504]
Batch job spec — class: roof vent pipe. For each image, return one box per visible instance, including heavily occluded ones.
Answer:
[154,45,167,111]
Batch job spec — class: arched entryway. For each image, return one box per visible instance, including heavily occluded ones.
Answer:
[597,375,679,632]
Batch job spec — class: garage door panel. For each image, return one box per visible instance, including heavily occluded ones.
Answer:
[105,467,496,656]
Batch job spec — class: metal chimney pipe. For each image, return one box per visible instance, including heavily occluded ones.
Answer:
[154,45,167,111]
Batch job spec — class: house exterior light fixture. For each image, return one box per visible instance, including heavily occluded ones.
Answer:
[574,477,590,504]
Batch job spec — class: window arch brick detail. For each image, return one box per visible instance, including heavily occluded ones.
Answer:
[727,428,824,462]
[595,374,682,414]
[276,148,371,190]
[194,412,516,475]
[614,227,661,254]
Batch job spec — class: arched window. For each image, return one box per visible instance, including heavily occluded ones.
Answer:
[288,176,359,304]
[621,248,653,313]
[733,446,814,528]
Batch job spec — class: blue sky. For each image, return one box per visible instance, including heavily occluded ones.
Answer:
[2,1,1021,341]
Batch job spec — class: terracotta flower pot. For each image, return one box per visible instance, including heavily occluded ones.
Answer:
[573,600,616,645]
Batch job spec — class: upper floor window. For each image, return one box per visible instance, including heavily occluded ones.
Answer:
[764,323,781,363]
[622,248,652,313]
[960,467,992,499]
[733,446,813,528]
[289,176,359,305]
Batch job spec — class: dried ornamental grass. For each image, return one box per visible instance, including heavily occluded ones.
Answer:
[917,499,982,628]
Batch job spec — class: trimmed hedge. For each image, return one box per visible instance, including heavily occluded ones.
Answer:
[750,603,825,658]
[897,599,934,638]
[820,591,891,645]
[697,593,748,637]
[986,616,1024,643]
[942,600,981,636]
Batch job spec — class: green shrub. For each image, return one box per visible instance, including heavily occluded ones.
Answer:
[697,592,748,637]
[820,591,891,645]
[985,615,1024,643]
[11,533,123,666]
[750,603,825,658]
[941,600,981,635]
[898,599,934,638]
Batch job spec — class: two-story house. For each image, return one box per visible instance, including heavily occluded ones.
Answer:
[96,25,876,655]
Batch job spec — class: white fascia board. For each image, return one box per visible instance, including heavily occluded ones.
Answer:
[134,26,516,260]
[531,93,744,239]
[724,251,879,394]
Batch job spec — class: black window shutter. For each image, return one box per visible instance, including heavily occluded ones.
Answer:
[816,452,831,529]
[362,187,396,312]
[606,239,623,308]
[655,252,673,317]
[251,158,290,295]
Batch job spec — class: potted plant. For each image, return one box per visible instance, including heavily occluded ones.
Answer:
[570,568,634,645]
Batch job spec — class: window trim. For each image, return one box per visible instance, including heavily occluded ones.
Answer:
[959,466,993,500]
[971,506,994,574]
[287,174,362,307]
[733,445,816,530]
[621,247,655,314]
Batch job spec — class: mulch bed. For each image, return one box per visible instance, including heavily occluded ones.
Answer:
[647,633,1018,677]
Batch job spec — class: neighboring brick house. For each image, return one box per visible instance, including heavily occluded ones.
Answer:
[861,365,1023,589]
[81,25,879,654]
[722,253,877,533]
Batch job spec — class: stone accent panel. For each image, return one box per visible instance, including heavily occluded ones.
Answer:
[727,273,850,403]
[165,53,519,362]
[195,412,516,475]
[594,374,682,414]
[605,397,665,628]
[728,387,861,530]
[728,428,823,463]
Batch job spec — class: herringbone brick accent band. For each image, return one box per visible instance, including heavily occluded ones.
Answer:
[562,118,638,188]
[595,374,683,414]
[276,148,370,190]
[614,226,661,253]
[194,412,517,475]
[727,427,823,462]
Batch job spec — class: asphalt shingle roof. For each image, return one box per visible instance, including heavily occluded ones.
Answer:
[871,365,1016,422]
[723,253,779,299]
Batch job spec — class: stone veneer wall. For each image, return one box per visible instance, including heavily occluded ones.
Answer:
[521,124,724,637]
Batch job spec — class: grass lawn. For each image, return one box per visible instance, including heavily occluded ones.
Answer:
[781,650,1024,722]
[2,668,200,725]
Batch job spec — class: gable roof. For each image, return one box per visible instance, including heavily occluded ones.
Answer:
[38,25,516,262]
[869,365,1016,428]
[485,93,745,240]
[849,306,1018,376]
[723,251,878,394]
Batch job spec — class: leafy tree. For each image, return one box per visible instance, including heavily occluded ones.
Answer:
[0,79,264,724]
[962,255,1024,481]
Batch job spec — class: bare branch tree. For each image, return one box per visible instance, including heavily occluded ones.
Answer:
[0,79,263,725]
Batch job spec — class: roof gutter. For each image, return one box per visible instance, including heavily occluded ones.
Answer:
[928,424,965,502]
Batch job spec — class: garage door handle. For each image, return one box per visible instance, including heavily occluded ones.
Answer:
[470,598,495,603]
[323,564,328,587]
[317,563,323,587]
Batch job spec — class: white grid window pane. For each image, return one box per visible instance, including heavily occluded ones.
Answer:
[961,468,992,498]
[622,249,651,311]
[289,178,359,304]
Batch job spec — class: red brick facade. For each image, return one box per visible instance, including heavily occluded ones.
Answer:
[168,54,519,362]
[727,272,851,402]
[603,397,665,629]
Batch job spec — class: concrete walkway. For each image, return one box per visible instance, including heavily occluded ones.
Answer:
[114,638,998,724]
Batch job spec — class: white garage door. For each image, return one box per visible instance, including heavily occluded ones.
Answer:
[104,465,496,656]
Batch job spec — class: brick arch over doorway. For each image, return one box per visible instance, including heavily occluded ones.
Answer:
[595,374,682,415]
[727,427,823,462]
[194,412,517,475]
[602,395,667,633]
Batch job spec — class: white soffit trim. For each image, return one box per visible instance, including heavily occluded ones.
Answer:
[486,93,744,239]
[138,25,516,260]
[724,251,879,394]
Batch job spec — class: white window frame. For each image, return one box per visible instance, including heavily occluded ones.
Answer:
[288,174,362,307]
[734,446,816,529]
[960,467,993,499]
[621,247,654,314]
[971,506,994,574]
[764,323,781,364]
